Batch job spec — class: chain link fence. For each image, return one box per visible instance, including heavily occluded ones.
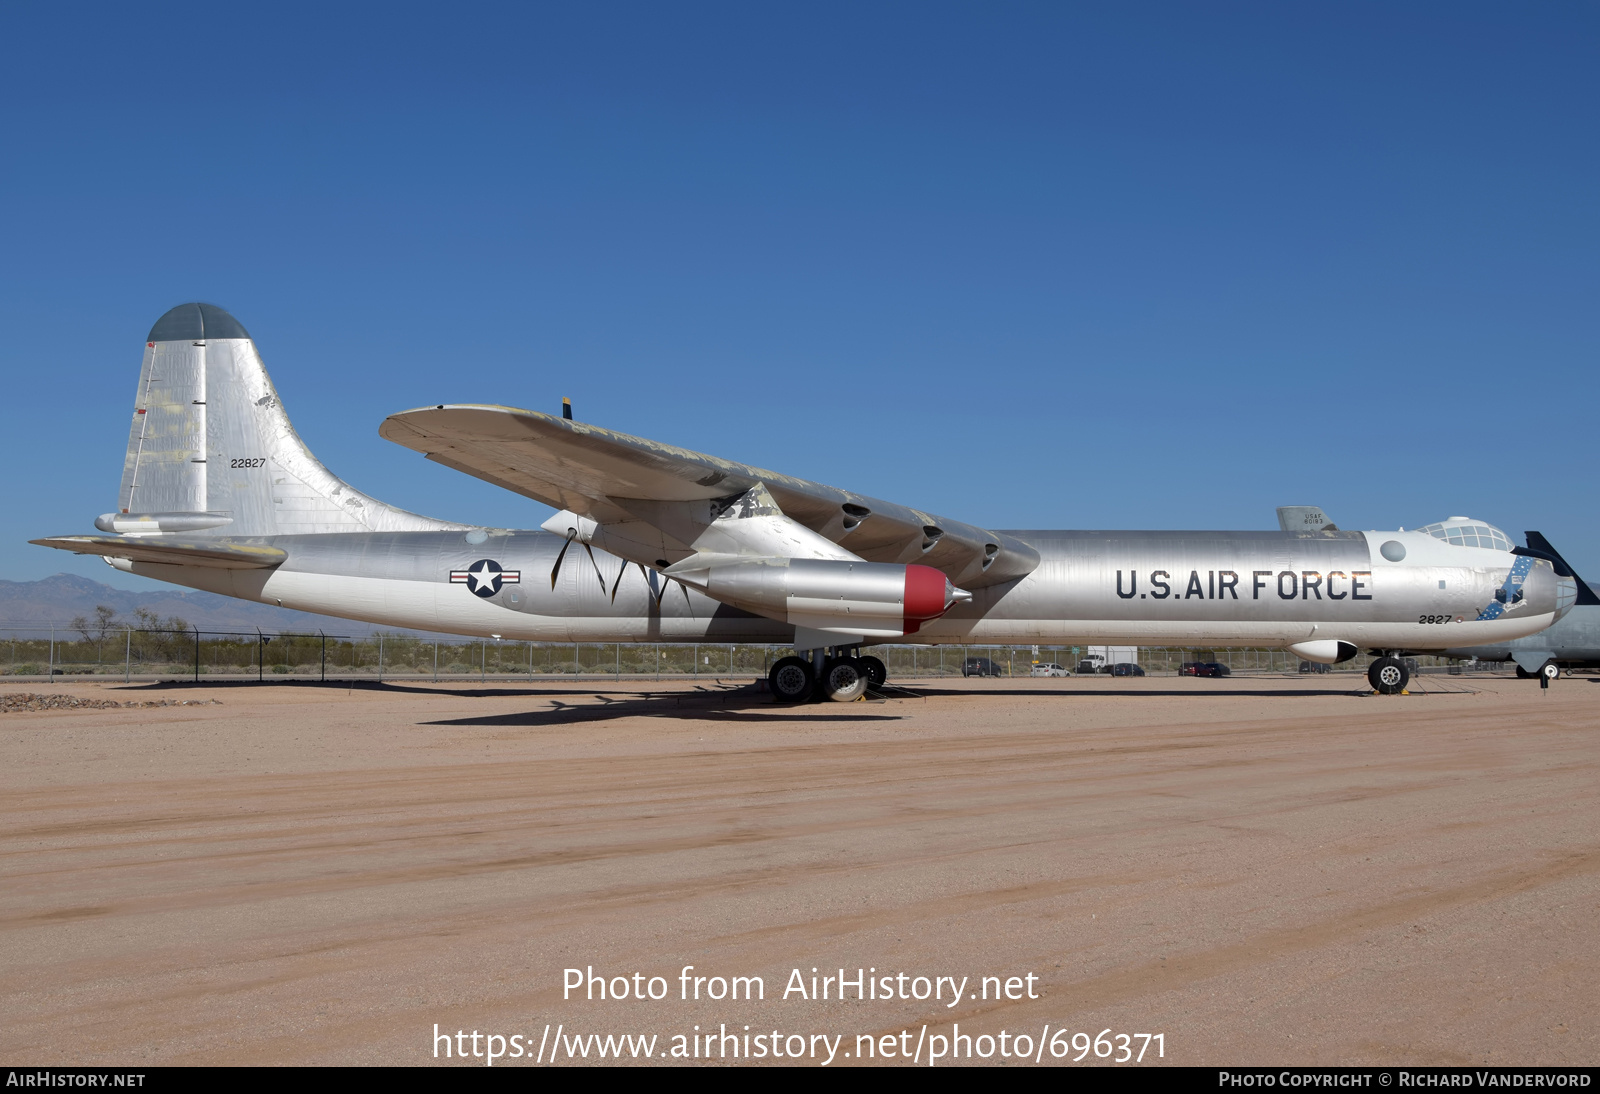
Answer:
[0,624,1491,682]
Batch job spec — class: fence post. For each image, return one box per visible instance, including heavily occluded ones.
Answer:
[193,627,200,683]
[258,628,264,682]
[49,624,55,679]
[124,626,131,683]
[320,632,326,682]
[694,643,699,678]
[434,639,439,683]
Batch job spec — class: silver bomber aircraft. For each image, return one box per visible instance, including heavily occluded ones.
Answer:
[34,303,1577,701]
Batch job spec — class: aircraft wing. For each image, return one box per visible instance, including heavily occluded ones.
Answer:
[28,536,287,569]
[380,404,1039,588]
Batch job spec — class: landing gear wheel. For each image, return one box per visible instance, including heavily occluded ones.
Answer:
[821,657,869,702]
[859,655,887,689]
[768,656,815,704]
[1541,661,1560,682]
[1515,664,1534,679]
[1368,656,1409,695]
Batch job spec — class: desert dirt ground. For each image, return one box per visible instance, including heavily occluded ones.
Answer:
[1,673,1596,1067]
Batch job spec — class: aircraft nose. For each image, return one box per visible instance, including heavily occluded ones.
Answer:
[1554,575,1578,619]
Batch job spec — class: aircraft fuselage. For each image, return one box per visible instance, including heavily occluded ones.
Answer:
[110,526,1566,651]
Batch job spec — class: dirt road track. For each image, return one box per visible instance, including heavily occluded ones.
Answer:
[1,675,1595,1066]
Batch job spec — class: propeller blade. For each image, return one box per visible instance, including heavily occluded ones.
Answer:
[609,559,633,603]
[550,534,574,589]
[582,542,607,591]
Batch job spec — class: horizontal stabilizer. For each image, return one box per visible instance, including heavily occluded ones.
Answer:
[30,535,286,569]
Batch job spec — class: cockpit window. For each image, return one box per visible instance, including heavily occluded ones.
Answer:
[1418,519,1511,551]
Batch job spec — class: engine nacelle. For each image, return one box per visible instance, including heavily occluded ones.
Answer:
[696,558,968,637]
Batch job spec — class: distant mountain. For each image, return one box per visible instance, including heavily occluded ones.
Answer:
[0,573,414,636]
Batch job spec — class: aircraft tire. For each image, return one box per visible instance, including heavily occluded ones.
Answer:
[822,657,869,702]
[1515,664,1534,679]
[769,656,815,704]
[1368,656,1408,695]
[859,655,887,689]
[1541,660,1560,682]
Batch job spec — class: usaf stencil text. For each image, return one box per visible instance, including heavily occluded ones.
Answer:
[1115,570,1372,600]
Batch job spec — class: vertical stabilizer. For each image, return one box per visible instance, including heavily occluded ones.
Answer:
[1277,505,1337,533]
[101,303,467,537]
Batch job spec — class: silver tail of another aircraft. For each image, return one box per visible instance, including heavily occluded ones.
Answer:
[98,302,464,537]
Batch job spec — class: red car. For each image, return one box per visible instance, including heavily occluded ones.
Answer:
[1180,661,1231,677]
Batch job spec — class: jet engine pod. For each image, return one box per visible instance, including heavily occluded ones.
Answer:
[700,558,969,638]
[1287,639,1358,665]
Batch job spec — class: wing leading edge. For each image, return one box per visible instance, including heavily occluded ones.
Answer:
[379,404,1038,589]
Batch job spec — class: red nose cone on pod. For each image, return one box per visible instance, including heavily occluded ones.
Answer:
[904,564,960,634]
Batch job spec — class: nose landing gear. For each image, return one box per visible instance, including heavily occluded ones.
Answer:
[1368,655,1410,695]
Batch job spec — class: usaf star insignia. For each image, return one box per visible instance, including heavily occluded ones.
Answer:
[450,559,521,598]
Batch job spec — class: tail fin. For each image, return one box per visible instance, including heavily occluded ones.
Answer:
[1277,505,1338,533]
[99,302,466,537]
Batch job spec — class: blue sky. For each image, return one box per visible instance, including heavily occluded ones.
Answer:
[4,2,1597,587]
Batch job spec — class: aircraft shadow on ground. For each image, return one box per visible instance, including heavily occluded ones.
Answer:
[106,677,909,726]
[107,678,757,701]
[108,678,1371,704]
[910,685,1363,699]
[423,691,906,728]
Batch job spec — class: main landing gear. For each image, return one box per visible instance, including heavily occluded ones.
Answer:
[768,648,886,703]
[1367,655,1410,695]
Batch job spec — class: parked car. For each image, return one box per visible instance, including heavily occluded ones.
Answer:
[1030,663,1069,677]
[1108,662,1145,677]
[1181,661,1232,677]
[963,657,1002,677]
[1076,660,1102,675]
